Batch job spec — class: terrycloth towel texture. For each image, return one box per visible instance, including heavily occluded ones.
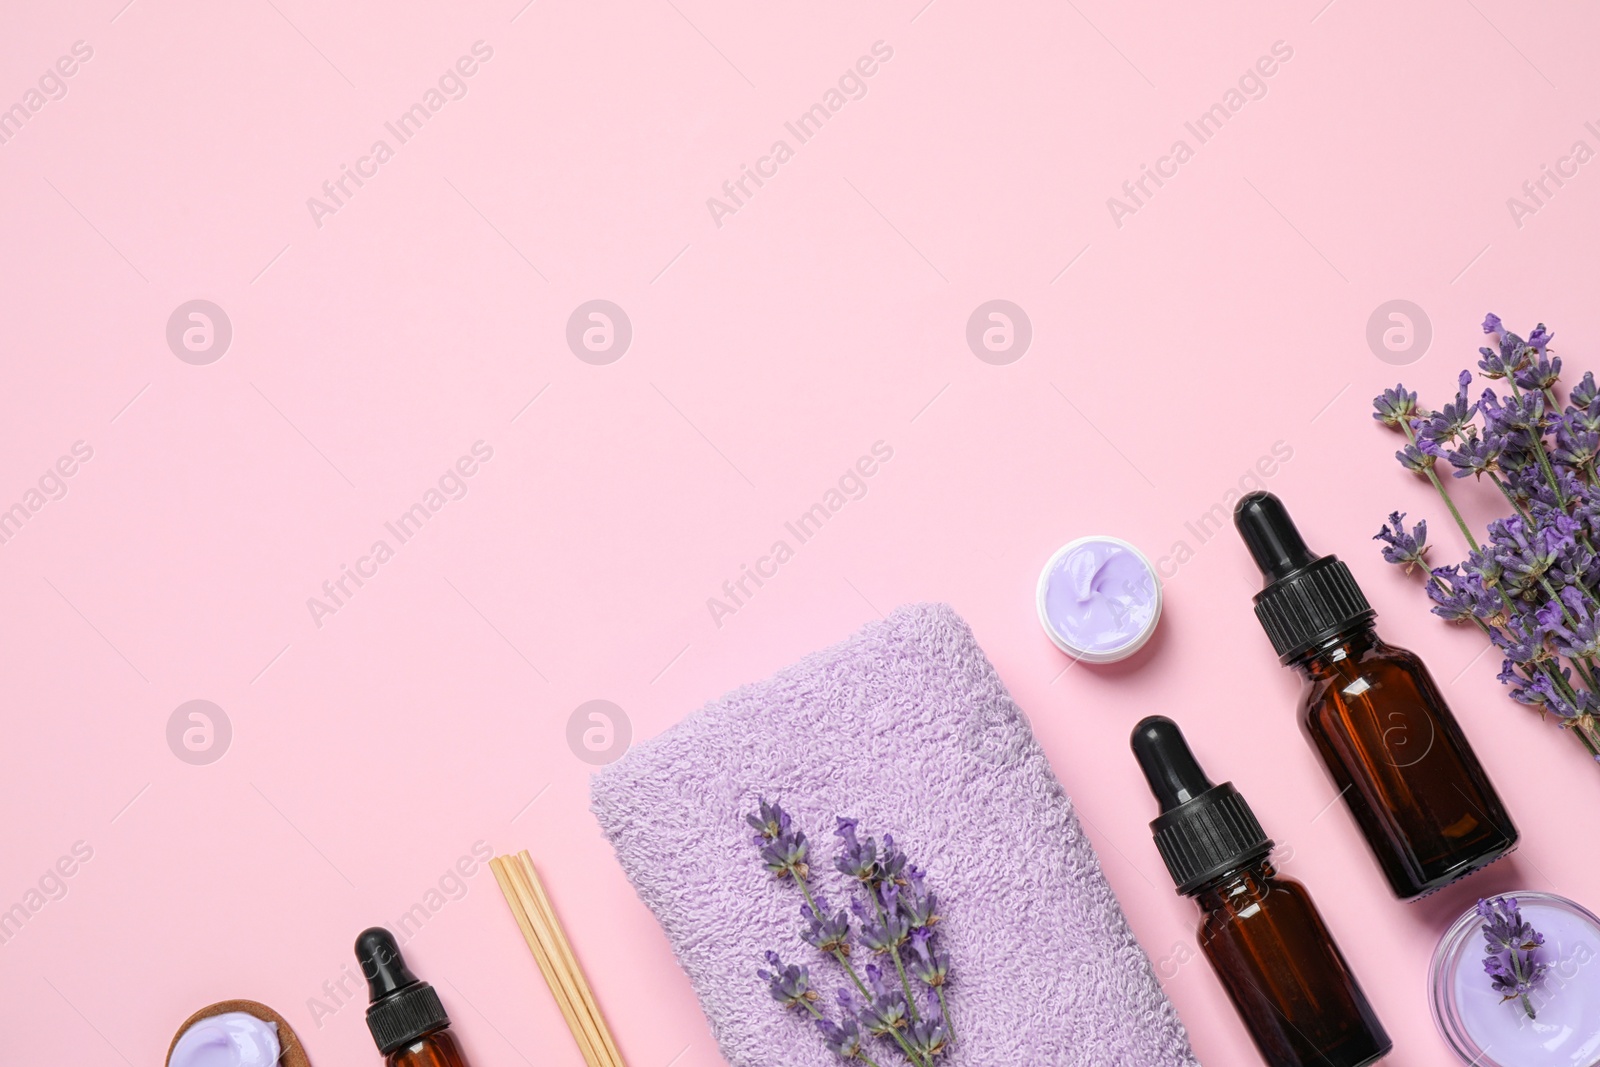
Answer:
[591,603,1199,1067]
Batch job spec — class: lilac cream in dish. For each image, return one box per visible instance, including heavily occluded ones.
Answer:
[1430,893,1600,1067]
[1036,536,1161,663]
[168,1012,281,1067]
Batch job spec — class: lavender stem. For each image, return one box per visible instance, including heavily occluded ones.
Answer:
[872,892,922,1024]
[1401,419,1480,552]
[936,988,955,1041]
[833,948,927,1067]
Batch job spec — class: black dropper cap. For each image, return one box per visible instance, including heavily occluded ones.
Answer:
[1131,716,1273,895]
[355,927,451,1055]
[1234,491,1376,663]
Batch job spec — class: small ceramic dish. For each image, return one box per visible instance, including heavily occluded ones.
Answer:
[166,999,312,1067]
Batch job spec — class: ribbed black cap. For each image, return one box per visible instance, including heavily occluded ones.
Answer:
[355,927,451,1055]
[1234,492,1376,662]
[1131,716,1274,895]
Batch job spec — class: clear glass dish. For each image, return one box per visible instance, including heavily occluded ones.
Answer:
[1430,891,1600,1067]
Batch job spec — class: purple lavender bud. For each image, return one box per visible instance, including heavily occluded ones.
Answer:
[901,866,940,928]
[1416,370,1479,445]
[757,953,816,1009]
[1397,444,1437,473]
[905,1013,951,1058]
[1497,444,1536,483]
[1535,598,1564,636]
[863,962,894,1001]
[1571,371,1600,410]
[1490,514,1558,595]
[1425,566,1478,623]
[1491,617,1542,666]
[1483,312,1504,336]
[1463,547,1503,585]
[1497,325,1534,373]
[833,816,878,882]
[855,907,900,955]
[861,1004,904,1038]
[1374,512,1429,572]
[747,797,789,843]
[857,989,909,1036]
[906,927,950,988]
[800,900,852,956]
[1523,670,1583,719]
[813,1017,865,1060]
[1482,389,1548,438]
[875,1001,913,1038]
[877,835,908,882]
[761,828,811,880]
[1373,385,1419,427]
[856,922,888,955]
[1448,432,1502,480]
[1509,671,1557,713]
[1552,421,1599,470]
[1478,896,1549,1018]
[858,885,911,952]
[1515,346,1561,392]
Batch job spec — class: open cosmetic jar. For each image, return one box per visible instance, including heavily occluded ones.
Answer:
[1036,536,1161,663]
[1430,892,1600,1067]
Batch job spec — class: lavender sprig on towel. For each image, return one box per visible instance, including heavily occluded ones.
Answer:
[750,800,954,1065]
[1372,314,1600,768]
[1479,896,1548,1019]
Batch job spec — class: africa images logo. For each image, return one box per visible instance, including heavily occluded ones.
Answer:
[706,41,894,228]
[1105,41,1294,228]
[306,42,494,229]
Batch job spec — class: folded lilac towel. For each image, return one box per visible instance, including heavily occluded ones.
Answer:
[591,603,1199,1067]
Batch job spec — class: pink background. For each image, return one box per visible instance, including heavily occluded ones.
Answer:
[3,0,1599,1064]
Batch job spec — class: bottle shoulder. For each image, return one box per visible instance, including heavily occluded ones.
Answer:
[1196,865,1306,920]
[1298,634,1432,711]
[388,1030,469,1067]
[1198,869,1322,950]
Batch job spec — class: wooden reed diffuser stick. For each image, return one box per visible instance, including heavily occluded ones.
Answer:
[505,858,612,1065]
[516,851,627,1067]
[489,856,605,1067]
[490,852,627,1067]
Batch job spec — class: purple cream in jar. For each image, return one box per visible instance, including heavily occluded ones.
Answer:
[1431,892,1600,1067]
[168,1012,282,1067]
[1036,536,1162,663]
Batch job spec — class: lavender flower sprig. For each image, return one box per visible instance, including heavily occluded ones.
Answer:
[1373,314,1600,766]
[757,950,817,1010]
[1478,896,1548,1019]
[750,800,955,1065]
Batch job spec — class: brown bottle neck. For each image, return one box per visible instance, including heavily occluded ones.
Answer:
[387,1028,469,1067]
[1287,623,1380,678]
[1191,856,1276,907]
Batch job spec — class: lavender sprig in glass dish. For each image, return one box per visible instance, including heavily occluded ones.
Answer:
[1373,314,1600,766]
[1479,896,1548,1020]
[748,800,953,1065]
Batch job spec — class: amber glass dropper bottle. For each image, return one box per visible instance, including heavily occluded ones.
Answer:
[356,927,474,1067]
[1234,491,1517,899]
[1132,715,1391,1067]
